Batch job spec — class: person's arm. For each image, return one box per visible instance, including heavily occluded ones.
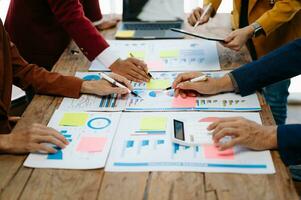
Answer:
[256,0,301,36]
[203,0,221,17]
[81,0,102,25]
[277,125,301,165]
[231,38,301,96]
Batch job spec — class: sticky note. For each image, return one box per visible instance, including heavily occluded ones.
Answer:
[172,96,196,108]
[115,30,135,38]
[159,50,180,58]
[199,117,220,123]
[146,79,170,90]
[59,113,89,127]
[76,137,107,152]
[146,61,165,71]
[128,51,145,59]
[203,144,234,160]
[140,116,167,131]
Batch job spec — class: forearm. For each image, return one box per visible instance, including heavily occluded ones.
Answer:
[231,39,301,96]
[0,135,9,152]
[203,0,221,16]
[277,124,301,165]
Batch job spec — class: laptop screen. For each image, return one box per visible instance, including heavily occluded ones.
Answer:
[123,0,184,22]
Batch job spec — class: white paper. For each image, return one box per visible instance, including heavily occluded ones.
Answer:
[105,112,275,174]
[24,111,122,169]
[11,85,25,101]
[89,39,220,72]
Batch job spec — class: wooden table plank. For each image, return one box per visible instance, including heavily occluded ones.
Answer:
[0,13,298,200]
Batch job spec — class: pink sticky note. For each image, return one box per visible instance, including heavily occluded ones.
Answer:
[199,117,220,123]
[172,96,196,108]
[146,61,165,71]
[203,144,234,160]
[76,137,107,152]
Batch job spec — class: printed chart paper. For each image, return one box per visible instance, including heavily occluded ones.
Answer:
[59,72,127,111]
[59,72,260,112]
[24,111,121,169]
[89,39,221,72]
[105,112,275,174]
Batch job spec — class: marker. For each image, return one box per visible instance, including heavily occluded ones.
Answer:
[129,53,153,79]
[99,72,142,98]
[194,3,212,28]
[165,74,208,90]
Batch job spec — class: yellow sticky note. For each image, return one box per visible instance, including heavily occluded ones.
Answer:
[146,79,170,90]
[159,50,180,58]
[128,51,145,59]
[140,117,167,131]
[115,30,135,38]
[59,113,89,127]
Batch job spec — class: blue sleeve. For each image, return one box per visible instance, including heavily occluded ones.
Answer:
[277,124,301,166]
[231,38,301,96]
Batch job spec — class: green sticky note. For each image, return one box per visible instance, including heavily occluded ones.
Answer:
[128,51,145,59]
[159,50,180,58]
[146,79,170,90]
[140,117,167,131]
[59,113,89,127]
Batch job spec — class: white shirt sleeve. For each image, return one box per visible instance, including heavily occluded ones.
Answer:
[95,46,120,69]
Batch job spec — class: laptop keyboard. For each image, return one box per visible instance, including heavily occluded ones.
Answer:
[124,23,181,30]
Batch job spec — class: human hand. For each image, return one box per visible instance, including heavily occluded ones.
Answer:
[96,17,120,31]
[208,117,278,151]
[187,7,211,26]
[109,58,150,82]
[172,72,234,98]
[0,124,69,154]
[81,73,133,96]
[222,26,254,51]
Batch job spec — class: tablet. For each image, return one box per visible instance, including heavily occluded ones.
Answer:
[170,28,225,42]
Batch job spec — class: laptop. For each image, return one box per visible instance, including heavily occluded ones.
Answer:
[116,0,185,39]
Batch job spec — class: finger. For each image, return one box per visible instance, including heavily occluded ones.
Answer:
[130,68,149,82]
[224,33,235,43]
[218,138,241,151]
[126,74,141,83]
[110,73,133,90]
[212,127,239,143]
[39,126,69,145]
[177,82,199,91]
[207,117,242,130]
[186,91,197,97]
[174,88,181,97]
[34,135,67,149]
[173,72,202,88]
[29,143,57,154]
[212,121,242,137]
[128,58,149,74]
[193,9,202,22]
[131,66,150,81]
[179,90,187,98]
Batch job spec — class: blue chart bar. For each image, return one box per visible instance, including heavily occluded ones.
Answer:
[64,134,72,138]
[142,140,149,146]
[185,146,190,150]
[173,143,180,154]
[126,140,134,148]
[157,140,165,145]
[47,147,63,160]
[135,130,166,135]
[195,146,199,152]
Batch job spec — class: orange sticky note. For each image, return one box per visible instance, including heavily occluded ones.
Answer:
[146,61,165,71]
[172,96,196,108]
[199,117,220,123]
[76,137,107,152]
[203,144,234,160]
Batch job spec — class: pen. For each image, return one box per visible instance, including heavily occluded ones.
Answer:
[194,3,212,28]
[129,53,153,79]
[99,72,142,98]
[165,74,208,90]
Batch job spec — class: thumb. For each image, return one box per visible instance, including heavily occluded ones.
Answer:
[224,33,235,43]
[110,87,129,95]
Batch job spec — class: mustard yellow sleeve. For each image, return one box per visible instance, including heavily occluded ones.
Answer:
[203,0,222,16]
[256,0,301,36]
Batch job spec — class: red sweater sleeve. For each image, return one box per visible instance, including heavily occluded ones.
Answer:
[10,41,83,98]
[82,0,103,22]
[47,0,109,61]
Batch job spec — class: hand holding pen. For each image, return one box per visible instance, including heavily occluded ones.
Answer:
[188,3,212,27]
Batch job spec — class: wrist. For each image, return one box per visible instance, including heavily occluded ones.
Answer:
[0,135,11,152]
[217,75,235,93]
[263,126,278,149]
[109,58,121,71]
[246,25,255,39]
[80,81,94,94]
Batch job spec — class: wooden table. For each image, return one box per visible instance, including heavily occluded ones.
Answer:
[0,14,298,200]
